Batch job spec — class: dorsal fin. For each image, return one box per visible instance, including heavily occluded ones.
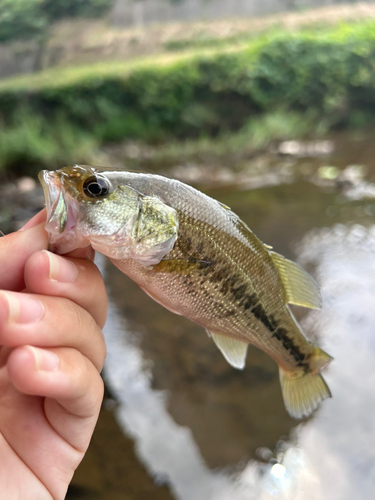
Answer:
[207,330,248,369]
[270,252,322,310]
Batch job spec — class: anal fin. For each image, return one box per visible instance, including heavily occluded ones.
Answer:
[271,251,322,309]
[207,330,248,370]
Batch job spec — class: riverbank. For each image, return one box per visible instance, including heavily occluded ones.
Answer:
[1,15,375,175]
[2,2,375,77]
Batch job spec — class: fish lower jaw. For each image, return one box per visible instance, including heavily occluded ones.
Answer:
[48,231,90,255]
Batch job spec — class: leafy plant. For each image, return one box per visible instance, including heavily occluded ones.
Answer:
[0,110,97,174]
[41,0,114,20]
[0,0,46,42]
[0,0,114,44]
[1,20,375,173]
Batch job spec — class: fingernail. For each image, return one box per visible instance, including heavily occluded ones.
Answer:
[0,292,45,324]
[44,251,78,282]
[27,346,60,372]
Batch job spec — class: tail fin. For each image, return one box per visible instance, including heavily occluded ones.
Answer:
[279,347,333,419]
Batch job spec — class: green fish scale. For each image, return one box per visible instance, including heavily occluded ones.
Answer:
[110,173,313,371]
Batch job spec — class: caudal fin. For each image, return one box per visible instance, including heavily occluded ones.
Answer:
[279,347,333,418]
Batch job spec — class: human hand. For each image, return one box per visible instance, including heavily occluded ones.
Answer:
[0,211,108,499]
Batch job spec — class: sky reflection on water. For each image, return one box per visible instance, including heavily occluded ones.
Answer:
[98,132,375,500]
[100,255,260,500]
[100,219,375,500]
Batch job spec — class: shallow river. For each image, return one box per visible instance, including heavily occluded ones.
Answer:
[4,132,375,499]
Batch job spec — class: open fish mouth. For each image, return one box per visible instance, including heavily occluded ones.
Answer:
[39,170,68,234]
[38,170,82,254]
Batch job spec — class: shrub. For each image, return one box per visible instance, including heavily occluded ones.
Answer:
[0,110,97,174]
[0,0,114,44]
[0,0,46,43]
[41,0,114,19]
[1,21,375,173]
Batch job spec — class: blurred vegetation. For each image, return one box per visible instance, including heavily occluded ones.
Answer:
[0,0,46,42]
[0,111,96,174]
[0,0,114,42]
[41,0,113,20]
[1,20,375,173]
[141,109,322,169]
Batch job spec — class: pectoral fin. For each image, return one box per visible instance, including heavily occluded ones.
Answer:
[131,196,179,266]
[271,252,322,309]
[207,330,248,369]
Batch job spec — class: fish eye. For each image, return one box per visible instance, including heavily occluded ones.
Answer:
[83,175,109,198]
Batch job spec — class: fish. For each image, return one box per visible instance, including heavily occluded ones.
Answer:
[39,165,333,418]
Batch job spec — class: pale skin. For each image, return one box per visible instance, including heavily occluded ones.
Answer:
[0,210,108,500]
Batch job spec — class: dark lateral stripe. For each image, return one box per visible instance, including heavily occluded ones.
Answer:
[272,327,308,368]
[249,303,308,368]
[231,284,247,301]
[251,303,276,332]
[240,293,258,310]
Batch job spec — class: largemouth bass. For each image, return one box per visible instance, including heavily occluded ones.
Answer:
[39,165,332,418]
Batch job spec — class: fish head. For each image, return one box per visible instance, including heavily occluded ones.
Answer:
[39,165,179,265]
[39,165,140,257]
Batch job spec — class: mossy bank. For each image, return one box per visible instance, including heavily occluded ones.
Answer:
[1,20,375,174]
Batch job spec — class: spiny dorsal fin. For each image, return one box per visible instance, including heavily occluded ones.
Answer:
[270,252,322,310]
[207,331,248,370]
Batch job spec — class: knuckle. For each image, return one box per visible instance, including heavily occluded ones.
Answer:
[64,300,107,370]
[66,298,87,331]
[75,358,104,415]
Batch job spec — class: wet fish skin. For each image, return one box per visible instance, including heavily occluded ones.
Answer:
[39,165,332,418]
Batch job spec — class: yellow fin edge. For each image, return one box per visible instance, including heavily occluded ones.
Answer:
[270,251,322,310]
[279,367,332,419]
[208,330,248,370]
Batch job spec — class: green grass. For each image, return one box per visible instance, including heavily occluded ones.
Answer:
[144,110,323,166]
[2,19,375,175]
[0,43,251,92]
[0,109,322,175]
[2,19,375,93]
[0,111,97,174]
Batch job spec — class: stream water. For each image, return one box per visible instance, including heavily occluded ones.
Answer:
[99,131,375,500]
[2,131,375,499]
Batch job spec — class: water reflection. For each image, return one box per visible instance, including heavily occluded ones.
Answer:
[101,255,260,500]
[94,131,375,499]
[1,129,374,498]
[101,220,375,499]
